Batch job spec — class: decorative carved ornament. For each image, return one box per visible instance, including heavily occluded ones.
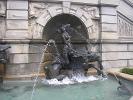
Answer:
[29,3,49,18]
[81,6,100,18]
[118,13,133,38]
[0,1,6,17]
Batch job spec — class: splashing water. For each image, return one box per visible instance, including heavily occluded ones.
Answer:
[30,39,108,100]
[42,75,100,86]
[72,74,98,83]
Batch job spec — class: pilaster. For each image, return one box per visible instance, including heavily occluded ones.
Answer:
[6,0,29,39]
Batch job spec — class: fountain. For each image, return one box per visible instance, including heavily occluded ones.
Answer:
[42,24,106,81]
[0,25,132,100]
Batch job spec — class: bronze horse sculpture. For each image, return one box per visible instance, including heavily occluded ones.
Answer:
[44,24,106,80]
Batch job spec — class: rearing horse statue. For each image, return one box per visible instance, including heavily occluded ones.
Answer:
[44,24,106,80]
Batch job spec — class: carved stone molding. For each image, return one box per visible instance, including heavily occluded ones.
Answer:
[118,13,133,38]
[29,2,100,39]
[29,3,50,18]
[81,6,100,18]
[0,1,6,17]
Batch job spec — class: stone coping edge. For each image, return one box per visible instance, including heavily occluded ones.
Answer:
[3,69,97,80]
[107,68,133,81]
[3,73,45,80]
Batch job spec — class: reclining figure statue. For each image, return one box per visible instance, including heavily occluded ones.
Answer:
[44,24,106,80]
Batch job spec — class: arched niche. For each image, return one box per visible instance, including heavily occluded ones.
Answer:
[43,14,88,43]
[42,14,89,53]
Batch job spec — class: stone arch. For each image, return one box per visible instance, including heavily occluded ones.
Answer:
[43,14,89,42]
[32,5,96,39]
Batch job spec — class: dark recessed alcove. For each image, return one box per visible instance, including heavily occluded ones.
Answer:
[43,14,88,43]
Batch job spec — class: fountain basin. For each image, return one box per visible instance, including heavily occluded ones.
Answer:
[0,75,132,100]
[107,68,133,81]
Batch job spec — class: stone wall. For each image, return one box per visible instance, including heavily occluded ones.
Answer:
[6,0,29,39]
[101,6,118,39]
[102,44,133,68]
[102,0,133,69]
[0,1,6,38]
[0,0,30,76]
[0,0,133,77]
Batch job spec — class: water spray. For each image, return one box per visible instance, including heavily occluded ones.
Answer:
[30,40,55,100]
[112,72,119,81]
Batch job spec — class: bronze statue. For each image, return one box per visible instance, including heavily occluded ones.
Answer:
[44,24,106,80]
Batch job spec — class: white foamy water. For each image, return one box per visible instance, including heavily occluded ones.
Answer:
[42,75,99,85]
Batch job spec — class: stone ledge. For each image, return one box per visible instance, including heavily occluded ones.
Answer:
[1,39,133,44]
[30,0,98,5]
[107,68,133,81]
[4,73,45,80]
[3,68,98,80]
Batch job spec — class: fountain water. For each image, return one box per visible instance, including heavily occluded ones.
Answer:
[42,75,98,85]
[30,40,55,100]
[30,24,108,100]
